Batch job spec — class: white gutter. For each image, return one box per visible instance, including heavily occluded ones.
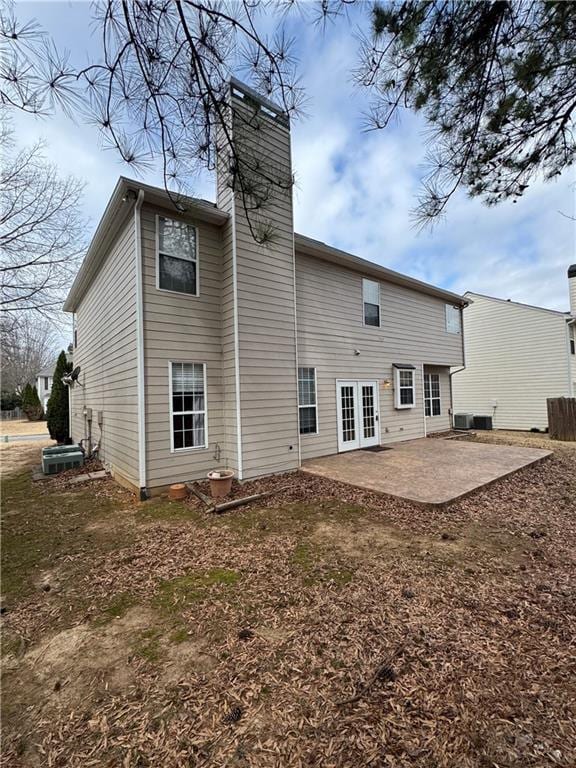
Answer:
[566,318,575,396]
[134,189,147,498]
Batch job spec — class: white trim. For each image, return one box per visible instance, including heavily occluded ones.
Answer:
[565,319,575,396]
[421,364,427,438]
[155,213,200,297]
[336,379,380,452]
[298,366,319,435]
[394,366,416,409]
[362,277,381,328]
[134,189,147,493]
[230,199,244,479]
[168,361,209,452]
[423,370,442,418]
[290,150,302,467]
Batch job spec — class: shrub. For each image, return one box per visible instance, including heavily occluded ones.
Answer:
[26,385,44,421]
[46,351,72,443]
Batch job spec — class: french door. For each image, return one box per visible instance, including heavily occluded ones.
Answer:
[336,381,380,452]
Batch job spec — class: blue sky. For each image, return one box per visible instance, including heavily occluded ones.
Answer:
[12,0,576,317]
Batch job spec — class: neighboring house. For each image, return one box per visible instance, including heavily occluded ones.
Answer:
[36,347,73,412]
[36,367,53,412]
[452,267,576,431]
[63,79,467,498]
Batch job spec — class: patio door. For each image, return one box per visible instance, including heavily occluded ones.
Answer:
[336,381,380,452]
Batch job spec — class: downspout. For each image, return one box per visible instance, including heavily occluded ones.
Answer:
[420,363,427,437]
[566,318,575,396]
[134,189,147,499]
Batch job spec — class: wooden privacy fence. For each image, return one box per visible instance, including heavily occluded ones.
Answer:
[547,397,576,441]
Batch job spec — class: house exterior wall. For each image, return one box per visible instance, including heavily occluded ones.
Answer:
[452,293,571,430]
[140,204,226,490]
[70,213,140,486]
[295,252,463,459]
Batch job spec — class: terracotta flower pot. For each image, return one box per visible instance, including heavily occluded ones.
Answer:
[207,469,234,498]
[168,483,188,501]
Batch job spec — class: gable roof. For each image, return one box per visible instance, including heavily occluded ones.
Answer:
[464,291,570,318]
[64,177,468,311]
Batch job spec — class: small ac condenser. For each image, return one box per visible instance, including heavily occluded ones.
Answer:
[453,413,474,430]
[473,415,493,430]
[42,450,84,475]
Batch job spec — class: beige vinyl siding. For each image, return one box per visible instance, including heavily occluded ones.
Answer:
[140,204,226,488]
[452,293,570,430]
[296,253,464,459]
[424,365,452,433]
[70,213,139,486]
[219,95,299,479]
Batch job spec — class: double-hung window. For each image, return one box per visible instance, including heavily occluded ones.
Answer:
[424,372,441,416]
[445,304,461,334]
[170,362,207,450]
[158,216,198,295]
[394,364,415,409]
[298,367,318,434]
[363,279,380,327]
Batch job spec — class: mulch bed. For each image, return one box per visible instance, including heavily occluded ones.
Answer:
[2,445,575,767]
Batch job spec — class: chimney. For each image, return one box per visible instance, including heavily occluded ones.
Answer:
[569,264,576,316]
[216,79,299,480]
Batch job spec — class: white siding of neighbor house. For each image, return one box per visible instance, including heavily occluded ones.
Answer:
[295,253,464,460]
[452,293,571,430]
[70,213,139,486]
[217,93,300,479]
[140,204,226,490]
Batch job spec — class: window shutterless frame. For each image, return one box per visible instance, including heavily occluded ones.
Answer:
[445,304,461,334]
[362,278,381,328]
[394,366,416,409]
[298,366,319,435]
[424,372,441,416]
[168,361,208,452]
[155,214,200,297]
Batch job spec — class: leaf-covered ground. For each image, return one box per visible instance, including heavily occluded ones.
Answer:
[1,434,575,767]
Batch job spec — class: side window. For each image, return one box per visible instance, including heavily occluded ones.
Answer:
[570,325,575,355]
[298,367,318,434]
[363,278,380,327]
[170,362,206,450]
[424,372,441,416]
[445,304,461,334]
[158,217,198,295]
[394,365,415,409]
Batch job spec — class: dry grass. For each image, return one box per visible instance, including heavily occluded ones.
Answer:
[0,420,49,437]
[1,435,575,767]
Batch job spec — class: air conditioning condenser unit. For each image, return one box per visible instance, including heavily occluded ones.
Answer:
[453,413,474,430]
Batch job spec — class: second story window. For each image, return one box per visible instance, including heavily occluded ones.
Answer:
[445,304,461,334]
[157,216,198,295]
[44,377,49,391]
[570,326,575,355]
[363,278,380,327]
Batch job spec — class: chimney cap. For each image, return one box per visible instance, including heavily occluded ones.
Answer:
[569,264,576,278]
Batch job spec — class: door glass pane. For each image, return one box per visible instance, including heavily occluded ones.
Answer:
[362,385,375,439]
[341,386,356,442]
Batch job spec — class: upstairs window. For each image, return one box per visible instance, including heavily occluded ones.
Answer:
[424,372,441,416]
[170,362,206,450]
[158,216,198,295]
[363,279,380,327]
[394,365,415,409]
[445,304,461,334]
[44,377,49,391]
[570,326,575,355]
[298,367,318,434]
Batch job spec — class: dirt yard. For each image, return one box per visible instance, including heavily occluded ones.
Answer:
[0,419,49,437]
[1,434,575,767]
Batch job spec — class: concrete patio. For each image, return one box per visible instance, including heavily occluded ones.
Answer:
[302,438,552,506]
